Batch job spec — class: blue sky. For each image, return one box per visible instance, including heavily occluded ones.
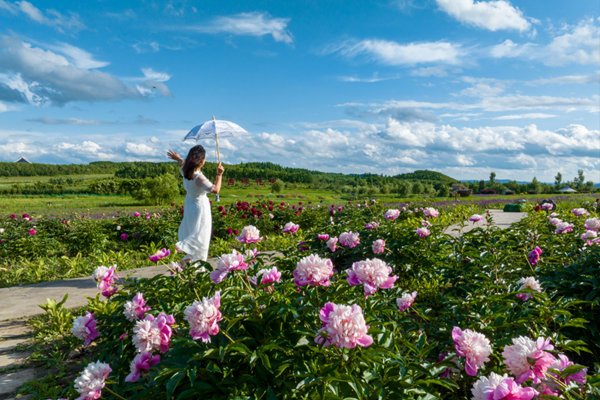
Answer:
[0,0,598,182]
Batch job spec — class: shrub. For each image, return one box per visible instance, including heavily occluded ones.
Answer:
[271,180,284,193]
[480,189,497,194]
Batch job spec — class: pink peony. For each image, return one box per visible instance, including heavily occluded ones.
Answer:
[527,247,543,266]
[571,208,588,216]
[365,222,380,229]
[421,220,431,227]
[502,336,555,384]
[125,351,160,382]
[318,234,329,241]
[249,267,282,292]
[211,250,248,283]
[236,225,263,243]
[315,303,373,349]
[294,254,334,287]
[515,276,543,301]
[549,212,559,217]
[123,292,151,321]
[134,212,140,217]
[71,312,100,347]
[372,239,385,254]
[415,227,430,238]
[184,290,222,343]
[346,258,397,297]
[149,248,170,263]
[384,209,400,220]
[282,222,300,234]
[326,237,338,252]
[469,214,483,222]
[397,291,417,312]
[555,222,573,234]
[548,217,562,226]
[471,372,537,400]
[132,313,175,354]
[541,203,553,210]
[452,327,492,376]
[581,230,598,244]
[423,207,439,217]
[584,217,600,230]
[121,233,128,240]
[92,265,119,297]
[74,361,112,400]
[547,354,587,386]
[28,228,36,235]
[339,231,360,248]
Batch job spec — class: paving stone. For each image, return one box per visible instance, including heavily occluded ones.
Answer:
[0,339,27,353]
[0,369,35,395]
[0,322,32,339]
[445,209,526,238]
[0,353,31,370]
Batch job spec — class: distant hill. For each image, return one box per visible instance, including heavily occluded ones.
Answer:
[394,170,458,184]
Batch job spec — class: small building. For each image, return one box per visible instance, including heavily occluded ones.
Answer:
[558,187,577,193]
[14,156,31,163]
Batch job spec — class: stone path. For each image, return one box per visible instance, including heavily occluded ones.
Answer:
[445,208,526,238]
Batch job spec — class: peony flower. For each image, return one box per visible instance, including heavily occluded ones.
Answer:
[571,208,588,216]
[116,226,121,230]
[318,234,329,241]
[547,354,587,386]
[132,313,175,354]
[469,214,483,222]
[0,228,3,233]
[315,303,373,349]
[121,233,128,240]
[346,258,397,297]
[549,212,559,217]
[326,236,338,252]
[384,209,400,220]
[372,239,385,254]
[397,291,417,312]
[548,217,562,226]
[527,247,543,266]
[134,212,140,217]
[502,336,555,384]
[236,225,263,243]
[294,254,334,287]
[421,220,431,227]
[123,293,151,322]
[581,230,598,244]
[149,248,170,263]
[541,203,553,210]
[365,222,380,229]
[268,213,274,219]
[339,231,360,248]
[471,372,537,400]
[249,267,281,292]
[423,207,439,217]
[71,312,99,347]
[515,276,543,301]
[92,265,118,296]
[74,361,112,400]
[28,228,36,235]
[125,352,160,383]
[555,222,573,234]
[211,250,248,283]
[415,227,430,238]
[184,291,222,343]
[452,327,492,376]
[282,222,300,234]
[584,217,600,230]
[438,352,461,379]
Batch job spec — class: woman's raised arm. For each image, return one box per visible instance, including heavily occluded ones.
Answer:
[211,163,225,194]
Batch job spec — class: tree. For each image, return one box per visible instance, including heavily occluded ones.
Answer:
[397,181,412,197]
[479,180,485,193]
[574,170,585,188]
[489,172,496,185]
[554,172,562,189]
[131,174,179,205]
[412,181,424,195]
[438,185,450,197]
[585,181,595,192]
[271,180,284,194]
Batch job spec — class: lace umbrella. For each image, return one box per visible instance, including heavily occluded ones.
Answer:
[182,116,249,163]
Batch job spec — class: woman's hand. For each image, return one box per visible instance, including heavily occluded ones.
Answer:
[167,150,182,162]
[216,163,225,176]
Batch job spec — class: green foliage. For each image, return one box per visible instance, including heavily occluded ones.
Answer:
[31,294,73,336]
[271,180,284,193]
[131,174,179,205]
[392,169,458,185]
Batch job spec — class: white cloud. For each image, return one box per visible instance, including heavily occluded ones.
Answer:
[2,0,87,32]
[150,136,160,143]
[185,12,293,44]
[26,117,111,125]
[530,72,600,85]
[44,42,109,69]
[325,39,464,66]
[435,0,531,32]
[339,72,400,82]
[410,65,452,77]
[125,142,158,156]
[491,113,556,120]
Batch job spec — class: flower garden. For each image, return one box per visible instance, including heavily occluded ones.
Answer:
[2,197,600,399]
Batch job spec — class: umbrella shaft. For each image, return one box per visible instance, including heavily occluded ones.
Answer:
[215,132,221,164]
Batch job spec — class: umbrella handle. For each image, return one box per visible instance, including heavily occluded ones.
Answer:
[215,132,221,164]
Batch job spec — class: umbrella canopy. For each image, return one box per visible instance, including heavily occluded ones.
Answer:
[183,119,249,142]
[558,187,577,192]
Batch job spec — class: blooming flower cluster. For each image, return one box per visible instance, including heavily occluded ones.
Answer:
[397,291,417,312]
[294,254,334,287]
[282,222,300,234]
[184,291,223,343]
[125,352,161,383]
[235,225,263,243]
[384,209,400,220]
[211,250,248,283]
[415,227,430,238]
[74,361,112,400]
[515,277,543,301]
[371,239,385,254]
[452,327,492,376]
[71,312,100,347]
[423,207,439,218]
[149,248,170,263]
[249,267,282,292]
[527,247,543,266]
[92,265,119,297]
[123,292,151,321]
[132,313,175,354]
[339,231,360,248]
[346,258,397,297]
[315,302,373,349]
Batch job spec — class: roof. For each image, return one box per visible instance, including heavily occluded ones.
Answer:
[15,156,31,163]
[558,187,577,192]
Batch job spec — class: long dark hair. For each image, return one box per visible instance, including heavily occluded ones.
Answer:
[182,145,206,180]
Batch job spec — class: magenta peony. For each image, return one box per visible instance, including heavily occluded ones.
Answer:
[125,351,160,382]
[132,313,175,354]
[527,247,543,266]
[184,290,222,343]
[326,236,338,252]
[471,372,537,400]
[346,258,397,297]
[236,225,263,243]
[124,293,151,322]
[318,234,329,241]
[372,239,385,254]
[423,207,439,217]
[74,361,112,400]
[571,208,588,216]
[584,217,600,230]
[365,221,380,229]
[384,209,400,220]
[546,354,587,386]
[415,227,430,238]
[315,303,373,349]
[469,214,483,222]
[294,254,334,287]
[250,267,282,292]
[515,276,543,301]
[452,327,492,376]
[502,336,555,384]
[28,228,36,235]
[339,231,360,248]
[149,248,170,263]
[71,312,100,347]
[581,230,598,244]
[92,265,119,297]
[397,291,417,312]
[282,222,300,234]
[134,212,140,217]
[541,203,553,210]
[121,233,128,240]
[211,250,248,283]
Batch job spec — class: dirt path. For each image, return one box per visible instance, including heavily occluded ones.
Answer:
[445,208,526,237]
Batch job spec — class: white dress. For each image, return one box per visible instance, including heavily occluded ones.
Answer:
[176,167,215,262]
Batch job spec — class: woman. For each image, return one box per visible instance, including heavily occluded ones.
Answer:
[167,146,224,266]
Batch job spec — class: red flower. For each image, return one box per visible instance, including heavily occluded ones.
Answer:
[171,202,175,206]
[23,213,29,218]
[242,214,247,219]
[29,228,36,235]
[218,206,224,212]
[299,202,302,205]
[268,206,273,211]
[227,228,233,235]
[234,229,239,235]
[269,200,273,205]
[10,214,15,219]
